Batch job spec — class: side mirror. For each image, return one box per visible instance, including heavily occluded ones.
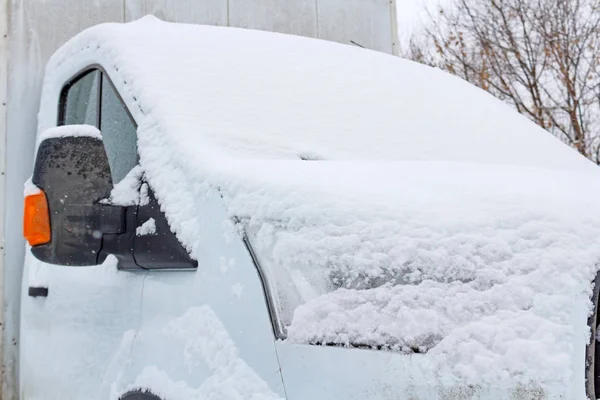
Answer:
[25,125,197,270]
[24,125,125,266]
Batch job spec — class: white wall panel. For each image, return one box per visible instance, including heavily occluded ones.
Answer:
[126,0,228,25]
[317,0,396,54]
[128,0,398,54]
[4,2,124,398]
[228,0,317,37]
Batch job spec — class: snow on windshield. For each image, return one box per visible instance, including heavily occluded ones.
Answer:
[40,16,600,388]
[231,161,600,359]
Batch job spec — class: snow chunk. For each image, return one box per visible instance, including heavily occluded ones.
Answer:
[219,257,235,275]
[139,182,150,206]
[23,178,41,196]
[231,283,244,299]
[105,165,143,206]
[136,218,156,236]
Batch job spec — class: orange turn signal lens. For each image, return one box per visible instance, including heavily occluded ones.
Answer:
[23,190,51,246]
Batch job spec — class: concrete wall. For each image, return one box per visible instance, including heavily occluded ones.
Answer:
[1,1,398,398]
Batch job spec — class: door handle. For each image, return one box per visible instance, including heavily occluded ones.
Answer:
[28,287,48,298]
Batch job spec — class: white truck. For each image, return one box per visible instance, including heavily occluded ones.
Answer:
[15,13,600,400]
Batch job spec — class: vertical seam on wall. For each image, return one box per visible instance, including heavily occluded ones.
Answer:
[226,0,230,26]
[0,1,8,398]
[0,0,8,342]
[123,0,126,22]
[389,0,399,56]
[314,0,320,38]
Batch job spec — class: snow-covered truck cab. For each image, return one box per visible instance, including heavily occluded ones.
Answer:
[19,17,600,400]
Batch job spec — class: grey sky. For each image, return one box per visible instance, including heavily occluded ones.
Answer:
[396,0,449,48]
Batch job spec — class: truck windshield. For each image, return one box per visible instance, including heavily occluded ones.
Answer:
[245,221,401,338]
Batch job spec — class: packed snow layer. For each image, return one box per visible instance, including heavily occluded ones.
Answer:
[38,16,600,393]
[37,124,102,145]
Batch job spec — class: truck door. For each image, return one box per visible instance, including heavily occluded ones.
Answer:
[19,69,147,400]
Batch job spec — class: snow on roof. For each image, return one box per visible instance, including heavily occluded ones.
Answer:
[40,16,600,392]
[45,16,595,171]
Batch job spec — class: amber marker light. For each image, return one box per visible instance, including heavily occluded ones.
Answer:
[23,190,51,246]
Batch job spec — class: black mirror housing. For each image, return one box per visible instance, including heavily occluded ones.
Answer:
[30,132,124,266]
[29,126,196,270]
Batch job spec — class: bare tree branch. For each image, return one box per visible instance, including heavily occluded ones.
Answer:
[405,0,600,163]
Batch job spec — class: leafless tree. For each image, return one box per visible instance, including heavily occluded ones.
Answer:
[407,0,600,162]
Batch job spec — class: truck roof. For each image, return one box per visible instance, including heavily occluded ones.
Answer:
[43,16,594,171]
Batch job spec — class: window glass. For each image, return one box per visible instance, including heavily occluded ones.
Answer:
[63,70,99,126]
[100,75,138,183]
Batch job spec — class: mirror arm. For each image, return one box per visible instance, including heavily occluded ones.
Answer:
[98,205,139,269]
[97,205,127,234]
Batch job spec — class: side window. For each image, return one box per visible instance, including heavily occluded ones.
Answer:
[60,69,138,184]
[62,70,100,127]
[100,74,138,183]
